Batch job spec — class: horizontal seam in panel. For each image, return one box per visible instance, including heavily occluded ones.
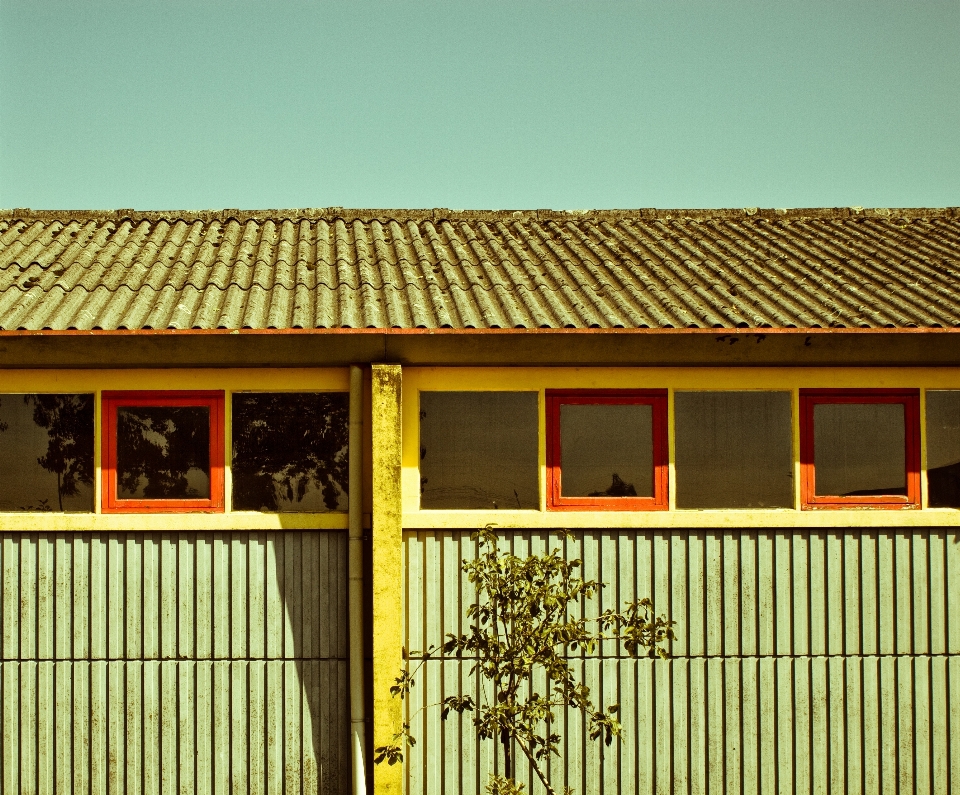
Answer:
[407,652,960,661]
[0,656,349,662]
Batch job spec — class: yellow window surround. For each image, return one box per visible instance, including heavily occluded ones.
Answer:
[0,368,350,531]
[402,366,960,529]
[7,365,960,530]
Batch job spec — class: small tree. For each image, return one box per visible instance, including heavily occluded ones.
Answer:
[375,526,676,795]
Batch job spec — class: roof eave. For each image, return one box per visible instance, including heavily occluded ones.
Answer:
[1,327,958,368]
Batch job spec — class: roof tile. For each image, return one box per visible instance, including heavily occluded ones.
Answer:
[3,208,960,330]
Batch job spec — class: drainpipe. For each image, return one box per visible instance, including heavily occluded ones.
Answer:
[349,365,367,795]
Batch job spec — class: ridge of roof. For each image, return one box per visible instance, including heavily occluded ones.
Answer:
[2,206,959,225]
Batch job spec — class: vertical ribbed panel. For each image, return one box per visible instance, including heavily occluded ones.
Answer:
[403,529,960,795]
[0,531,348,795]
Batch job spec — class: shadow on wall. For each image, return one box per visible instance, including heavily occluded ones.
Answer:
[268,528,352,794]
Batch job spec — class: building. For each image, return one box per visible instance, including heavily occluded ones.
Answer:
[1,206,958,794]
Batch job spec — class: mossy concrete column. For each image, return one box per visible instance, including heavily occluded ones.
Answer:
[371,364,403,795]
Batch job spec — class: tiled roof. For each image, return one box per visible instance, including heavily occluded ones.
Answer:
[1,207,959,331]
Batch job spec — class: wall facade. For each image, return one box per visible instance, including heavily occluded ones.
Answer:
[3,364,960,793]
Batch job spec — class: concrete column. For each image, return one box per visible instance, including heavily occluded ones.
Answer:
[370,364,403,795]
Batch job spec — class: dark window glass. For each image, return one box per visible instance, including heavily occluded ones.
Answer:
[232,392,349,512]
[560,403,653,497]
[420,392,538,510]
[926,391,960,507]
[117,406,211,499]
[813,403,905,496]
[0,394,94,512]
[675,391,793,509]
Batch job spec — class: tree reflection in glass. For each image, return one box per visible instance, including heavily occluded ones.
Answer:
[0,394,94,512]
[231,393,349,511]
[116,406,211,499]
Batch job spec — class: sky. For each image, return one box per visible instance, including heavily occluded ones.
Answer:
[1,0,959,211]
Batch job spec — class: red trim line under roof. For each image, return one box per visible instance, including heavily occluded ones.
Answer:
[1,327,960,337]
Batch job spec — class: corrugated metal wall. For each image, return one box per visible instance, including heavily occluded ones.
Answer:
[403,528,960,795]
[0,530,349,795]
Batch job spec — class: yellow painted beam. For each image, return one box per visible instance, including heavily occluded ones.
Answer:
[400,507,960,529]
[371,364,404,795]
[402,364,960,393]
[0,367,350,392]
[0,513,348,531]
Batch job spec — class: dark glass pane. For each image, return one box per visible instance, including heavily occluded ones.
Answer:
[676,392,793,509]
[0,394,94,512]
[420,392,538,509]
[560,403,653,497]
[926,391,960,507]
[232,392,349,512]
[813,403,905,496]
[117,406,210,499]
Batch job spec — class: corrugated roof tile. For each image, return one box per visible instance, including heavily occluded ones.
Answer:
[1,287,47,329]
[263,285,291,329]
[308,284,337,329]
[3,208,960,330]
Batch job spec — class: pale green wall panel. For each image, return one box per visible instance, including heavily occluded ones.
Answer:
[0,531,349,795]
[403,529,959,795]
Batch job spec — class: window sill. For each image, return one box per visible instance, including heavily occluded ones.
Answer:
[401,508,960,529]
[0,512,348,532]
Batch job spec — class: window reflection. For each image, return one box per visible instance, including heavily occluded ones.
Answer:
[813,403,906,496]
[675,391,793,509]
[117,406,211,499]
[0,394,94,512]
[420,392,538,510]
[232,393,349,512]
[560,403,653,497]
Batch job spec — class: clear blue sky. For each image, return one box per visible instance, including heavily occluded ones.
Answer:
[2,1,958,211]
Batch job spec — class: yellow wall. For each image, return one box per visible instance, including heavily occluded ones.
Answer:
[6,363,960,531]
[0,368,349,531]
[402,366,960,529]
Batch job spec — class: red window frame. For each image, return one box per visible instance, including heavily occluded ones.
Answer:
[799,388,920,509]
[101,391,225,513]
[546,389,668,511]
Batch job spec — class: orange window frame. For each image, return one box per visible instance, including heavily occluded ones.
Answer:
[101,390,225,513]
[799,388,920,509]
[546,389,668,511]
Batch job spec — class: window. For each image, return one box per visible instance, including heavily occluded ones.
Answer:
[0,393,94,512]
[926,390,960,508]
[102,391,224,513]
[232,392,349,511]
[420,391,539,509]
[675,391,793,509]
[546,390,667,511]
[800,389,920,508]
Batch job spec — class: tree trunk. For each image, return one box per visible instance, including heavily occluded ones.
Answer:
[500,727,513,781]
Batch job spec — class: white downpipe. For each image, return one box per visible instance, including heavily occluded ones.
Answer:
[349,365,367,795]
